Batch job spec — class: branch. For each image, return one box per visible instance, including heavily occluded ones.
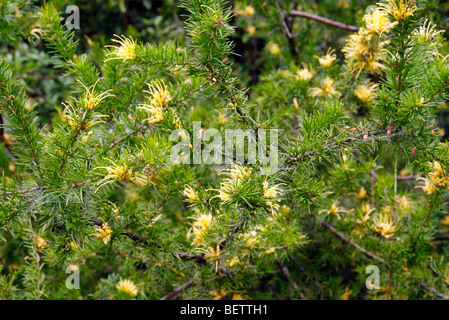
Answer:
[289,10,359,32]
[276,259,298,290]
[276,1,299,57]
[160,279,196,300]
[322,222,389,266]
[420,283,449,300]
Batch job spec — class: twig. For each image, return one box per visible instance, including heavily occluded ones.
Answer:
[322,222,389,267]
[160,279,196,300]
[276,259,298,290]
[420,283,449,300]
[289,10,359,32]
[276,1,299,57]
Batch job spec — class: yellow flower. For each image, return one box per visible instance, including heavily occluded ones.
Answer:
[310,77,341,97]
[414,20,444,43]
[378,0,417,22]
[204,245,222,272]
[441,216,449,226]
[265,41,281,56]
[116,278,139,297]
[373,214,396,239]
[339,286,353,300]
[244,5,255,16]
[316,48,337,68]
[210,288,227,300]
[320,200,345,219]
[235,5,255,17]
[70,241,79,251]
[82,131,93,143]
[192,213,213,230]
[246,25,256,36]
[94,222,113,245]
[262,180,281,212]
[264,248,276,254]
[96,160,149,192]
[79,79,114,111]
[232,292,249,300]
[416,178,436,195]
[189,212,213,246]
[217,189,231,201]
[144,80,172,109]
[184,185,199,201]
[107,35,137,61]
[358,186,368,199]
[229,164,252,180]
[239,230,259,248]
[296,68,313,81]
[343,30,386,76]
[363,8,395,34]
[138,80,172,125]
[36,236,47,251]
[354,81,378,104]
[228,256,241,267]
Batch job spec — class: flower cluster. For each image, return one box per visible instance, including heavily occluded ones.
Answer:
[417,161,449,195]
[343,7,393,76]
[139,80,172,125]
[116,278,139,297]
[94,222,113,245]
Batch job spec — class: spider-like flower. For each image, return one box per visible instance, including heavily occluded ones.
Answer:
[116,278,139,297]
[79,80,114,111]
[309,77,341,97]
[201,245,222,272]
[62,101,106,131]
[239,230,259,248]
[343,31,386,76]
[377,0,417,22]
[416,177,436,195]
[372,214,396,239]
[414,20,444,44]
[363,7,396,35]
[96,160,149,192]
[107,35,137,61]
[212,165,252,203]
[188,212,213,246]
[296,67,314,81]
[319,200,347,220]
[265,41,281,56]
[262,179,281,212]
[94,222,112,245]
[184,185,199,202]
[36,236,47,251]
[138,80,172,125]
[354,81,379,104]
[316,48,337,68]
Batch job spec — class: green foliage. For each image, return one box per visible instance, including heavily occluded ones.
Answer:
[1,0,449,301]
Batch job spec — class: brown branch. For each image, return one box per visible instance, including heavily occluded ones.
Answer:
[420,283,449,300]
[0,187,40,197]
[322,222,389,267]
[276,1,299,57]
[160,279,196,300]
[289,10,359,32]
[276,259,298,290]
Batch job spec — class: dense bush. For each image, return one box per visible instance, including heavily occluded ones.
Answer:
[1,0,449,300]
